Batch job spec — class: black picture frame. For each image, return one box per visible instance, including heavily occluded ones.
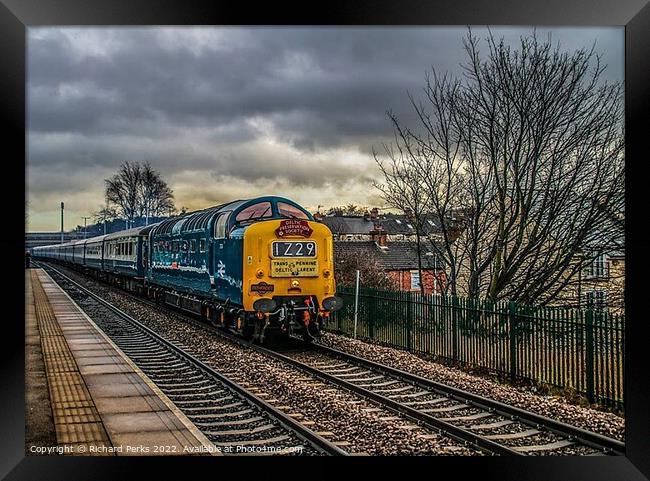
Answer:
[3,1,648,479]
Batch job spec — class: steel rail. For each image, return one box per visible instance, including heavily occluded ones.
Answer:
[309,343,625,456]
[41,263,348,457]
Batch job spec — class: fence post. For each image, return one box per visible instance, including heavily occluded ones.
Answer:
[368,296,375,340]
[585,309,595,404]
[406,291,413,352]
[452,296,459,362]
[509,301,518,382]
[353,271,360,339]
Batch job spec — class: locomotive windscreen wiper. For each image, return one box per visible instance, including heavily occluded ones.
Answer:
[247,206,270,220]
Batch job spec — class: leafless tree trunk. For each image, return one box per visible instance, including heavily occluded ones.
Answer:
[376,29,624,306]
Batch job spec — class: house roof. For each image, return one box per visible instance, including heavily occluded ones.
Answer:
[334,240,445,271]
[320,214,443,236]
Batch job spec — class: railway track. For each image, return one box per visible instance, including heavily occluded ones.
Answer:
[42,264,347,457]
[273,345,626,456]
[38,261,624,456]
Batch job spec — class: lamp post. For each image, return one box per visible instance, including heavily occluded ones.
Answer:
[81,216,91,239]
[60,202,64,244]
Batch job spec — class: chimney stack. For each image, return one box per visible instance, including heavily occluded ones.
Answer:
[370,222,387,247]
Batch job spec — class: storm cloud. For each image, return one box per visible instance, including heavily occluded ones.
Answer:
[27,27,623,231]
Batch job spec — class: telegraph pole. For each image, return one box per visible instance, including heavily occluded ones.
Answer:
[60,202,64,244]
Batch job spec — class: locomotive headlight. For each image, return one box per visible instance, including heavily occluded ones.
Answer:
[253,298,277,313]
[323,268,331,278]
[322,296,343,312]
[256,269,264,278]
[291,279,300,288]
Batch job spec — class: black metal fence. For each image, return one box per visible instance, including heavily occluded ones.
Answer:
[331,287,624,410]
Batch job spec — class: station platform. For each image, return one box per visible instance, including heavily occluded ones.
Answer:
[25,268,218,456]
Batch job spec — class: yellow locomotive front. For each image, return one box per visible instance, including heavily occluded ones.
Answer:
[242,218,342,341]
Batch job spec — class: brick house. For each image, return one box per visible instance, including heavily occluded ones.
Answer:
[333,231,447,294]
[317,209,449,294]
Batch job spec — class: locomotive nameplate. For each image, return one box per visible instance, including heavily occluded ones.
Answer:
[275,219,313,238]
[270,259,319,277]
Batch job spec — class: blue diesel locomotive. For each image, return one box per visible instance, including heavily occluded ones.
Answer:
[33,196,343,342]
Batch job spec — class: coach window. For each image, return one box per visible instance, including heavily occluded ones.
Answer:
[199,239,206,253]
[190,239,196,252]
[214,213,231,239]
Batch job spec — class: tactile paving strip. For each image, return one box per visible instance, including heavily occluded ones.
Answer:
[30,270,112,454]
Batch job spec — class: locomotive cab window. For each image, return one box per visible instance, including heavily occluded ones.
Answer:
[235,202,272,223]
[277,202,309,220]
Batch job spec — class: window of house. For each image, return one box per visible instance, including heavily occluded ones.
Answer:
[586,290,607,310]
[410,270,421,290]
[586,253,608,278]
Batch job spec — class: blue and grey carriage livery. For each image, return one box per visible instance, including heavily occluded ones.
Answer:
[32,196,342,342]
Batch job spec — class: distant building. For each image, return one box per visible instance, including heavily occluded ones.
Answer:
[25,232,82,249]
[555,248,625,314]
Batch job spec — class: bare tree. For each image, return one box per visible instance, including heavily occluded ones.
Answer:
[93,205,118,235]
[105,162,142,228]
[138,162,175,225]
[335,247,399,291]
[325,204,368,216]
[376,29,624,306]
[373,133,430,295]
[105,161,175,227]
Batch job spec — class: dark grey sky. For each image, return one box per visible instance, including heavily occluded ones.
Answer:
[27,26,623,231]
